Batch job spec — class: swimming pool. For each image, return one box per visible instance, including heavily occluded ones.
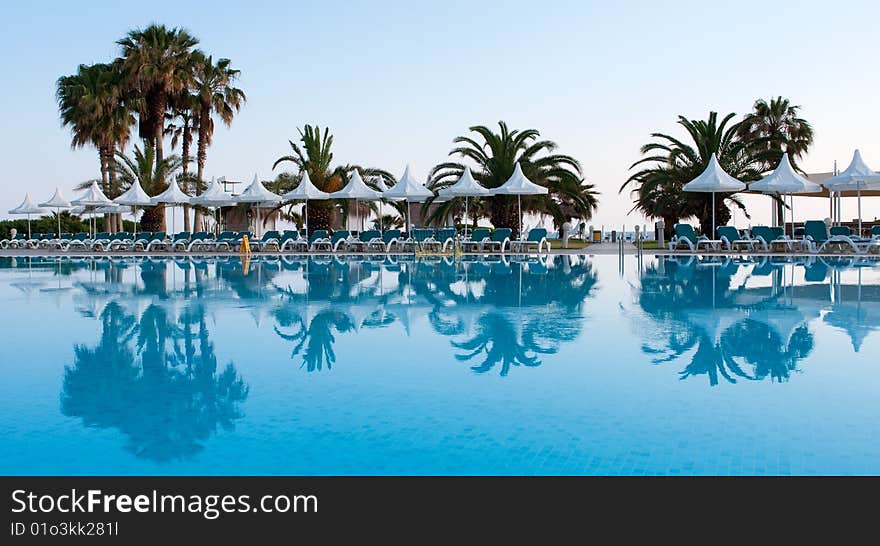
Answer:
[1,254,879,475]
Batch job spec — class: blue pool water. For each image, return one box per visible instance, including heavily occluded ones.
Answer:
[1,254,879,475]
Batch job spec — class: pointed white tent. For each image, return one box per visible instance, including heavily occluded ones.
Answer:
[192,177,237,234]
[494,163,548,238]
[8,194,45,239]
[331,170,381,231]
[749,153,822,237]
[72,180,113,238]
[39,188,72,239]
[383,166,435,236]
[281,171,330,235]
[114,178,153,236]
[682,154,746,238]
[151,176,191,235]
[823,149,880,235]
[237,174,282,237]
[238,173,283,204]
[439,167,492,234]
[72,179,114,206]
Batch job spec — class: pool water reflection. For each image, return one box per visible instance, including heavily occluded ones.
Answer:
[0,254,879,475]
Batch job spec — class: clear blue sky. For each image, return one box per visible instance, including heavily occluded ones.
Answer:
[3,0,880,227]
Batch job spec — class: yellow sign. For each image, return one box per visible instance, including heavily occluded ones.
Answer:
[240,234,251,254]
[241,254,251,276]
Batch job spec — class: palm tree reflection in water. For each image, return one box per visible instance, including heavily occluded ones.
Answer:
[638,257,815,385]
[272,256,598,376]
[62,301,249,462]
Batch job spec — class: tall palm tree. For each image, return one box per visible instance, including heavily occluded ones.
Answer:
[57,62,133,232]
[623,112,771,235]
[738,97,815,222]
[116,24,199,173]
[166,90,198,231]
[273,125,393,234]
[738,96,814,165]
[115,144,184,231]
[191,53,246,230]
[428,121,598,238]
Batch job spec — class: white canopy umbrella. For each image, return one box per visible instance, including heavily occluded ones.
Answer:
[823,149,880,235]
[438,167,491,235]
[237,174,282,237]
[682,153,746,238]
[749,153,821,237]
[330,170,381,232]
[192,177,237,234]
[114,178,153,237]
[72,180,113,238]
[383,166,435,236]
[39,188,72,239]
[8,194,45,239]
[494,163,548,239]
[151,176,191,235]
[281,171,330,235]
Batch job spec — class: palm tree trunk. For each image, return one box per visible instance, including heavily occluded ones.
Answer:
[490,196,520,239]
[196,106,212,233]
[181,116,192,233]
[99,146,112,233]
[150,89,167,231]
[307,200,334,235]
[107,145,123,233]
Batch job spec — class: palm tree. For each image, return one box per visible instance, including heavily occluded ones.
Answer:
[166,90,198,231]
[114,144,184,231]
[738,97,814,165]
[623,112,772,236]
[56,62,133,232]
[738,97,815,223]
[116,24,199,173]
[192,53,246,230]
[273,125,393,234]
[428,121,598,238]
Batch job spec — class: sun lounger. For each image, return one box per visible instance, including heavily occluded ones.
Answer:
[716,226,758,252]
[320,230,350,252]
[250,230,280,252]
[482,228,512,253]
[749,226,803,252]
[435,228,457,252]
[510,228,549,253]
[1,233,28,249]
[279,231,308,252]
[307,230,331,252]
[211,231,238,251]
[178,232,212,252]
[366,229,402,252]
[460,227,491,253]
[135,232,167,251]
[669,224,720,252]
[804,220,865,254]
[346,230,380,252]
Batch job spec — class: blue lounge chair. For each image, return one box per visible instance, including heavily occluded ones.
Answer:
[307,230,331,252]
[716,226,758,252]
[251,230,281,251]
[804,220,863,254]
[367,229,402,253]
[460,227,491,253]
[669,224,720,252]
[279,231,308,252]
[510,228,549,253]
[482,228,512,253]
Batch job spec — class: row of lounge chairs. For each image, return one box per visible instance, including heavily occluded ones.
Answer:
[1,227,552,254]
[670,222,880,254]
